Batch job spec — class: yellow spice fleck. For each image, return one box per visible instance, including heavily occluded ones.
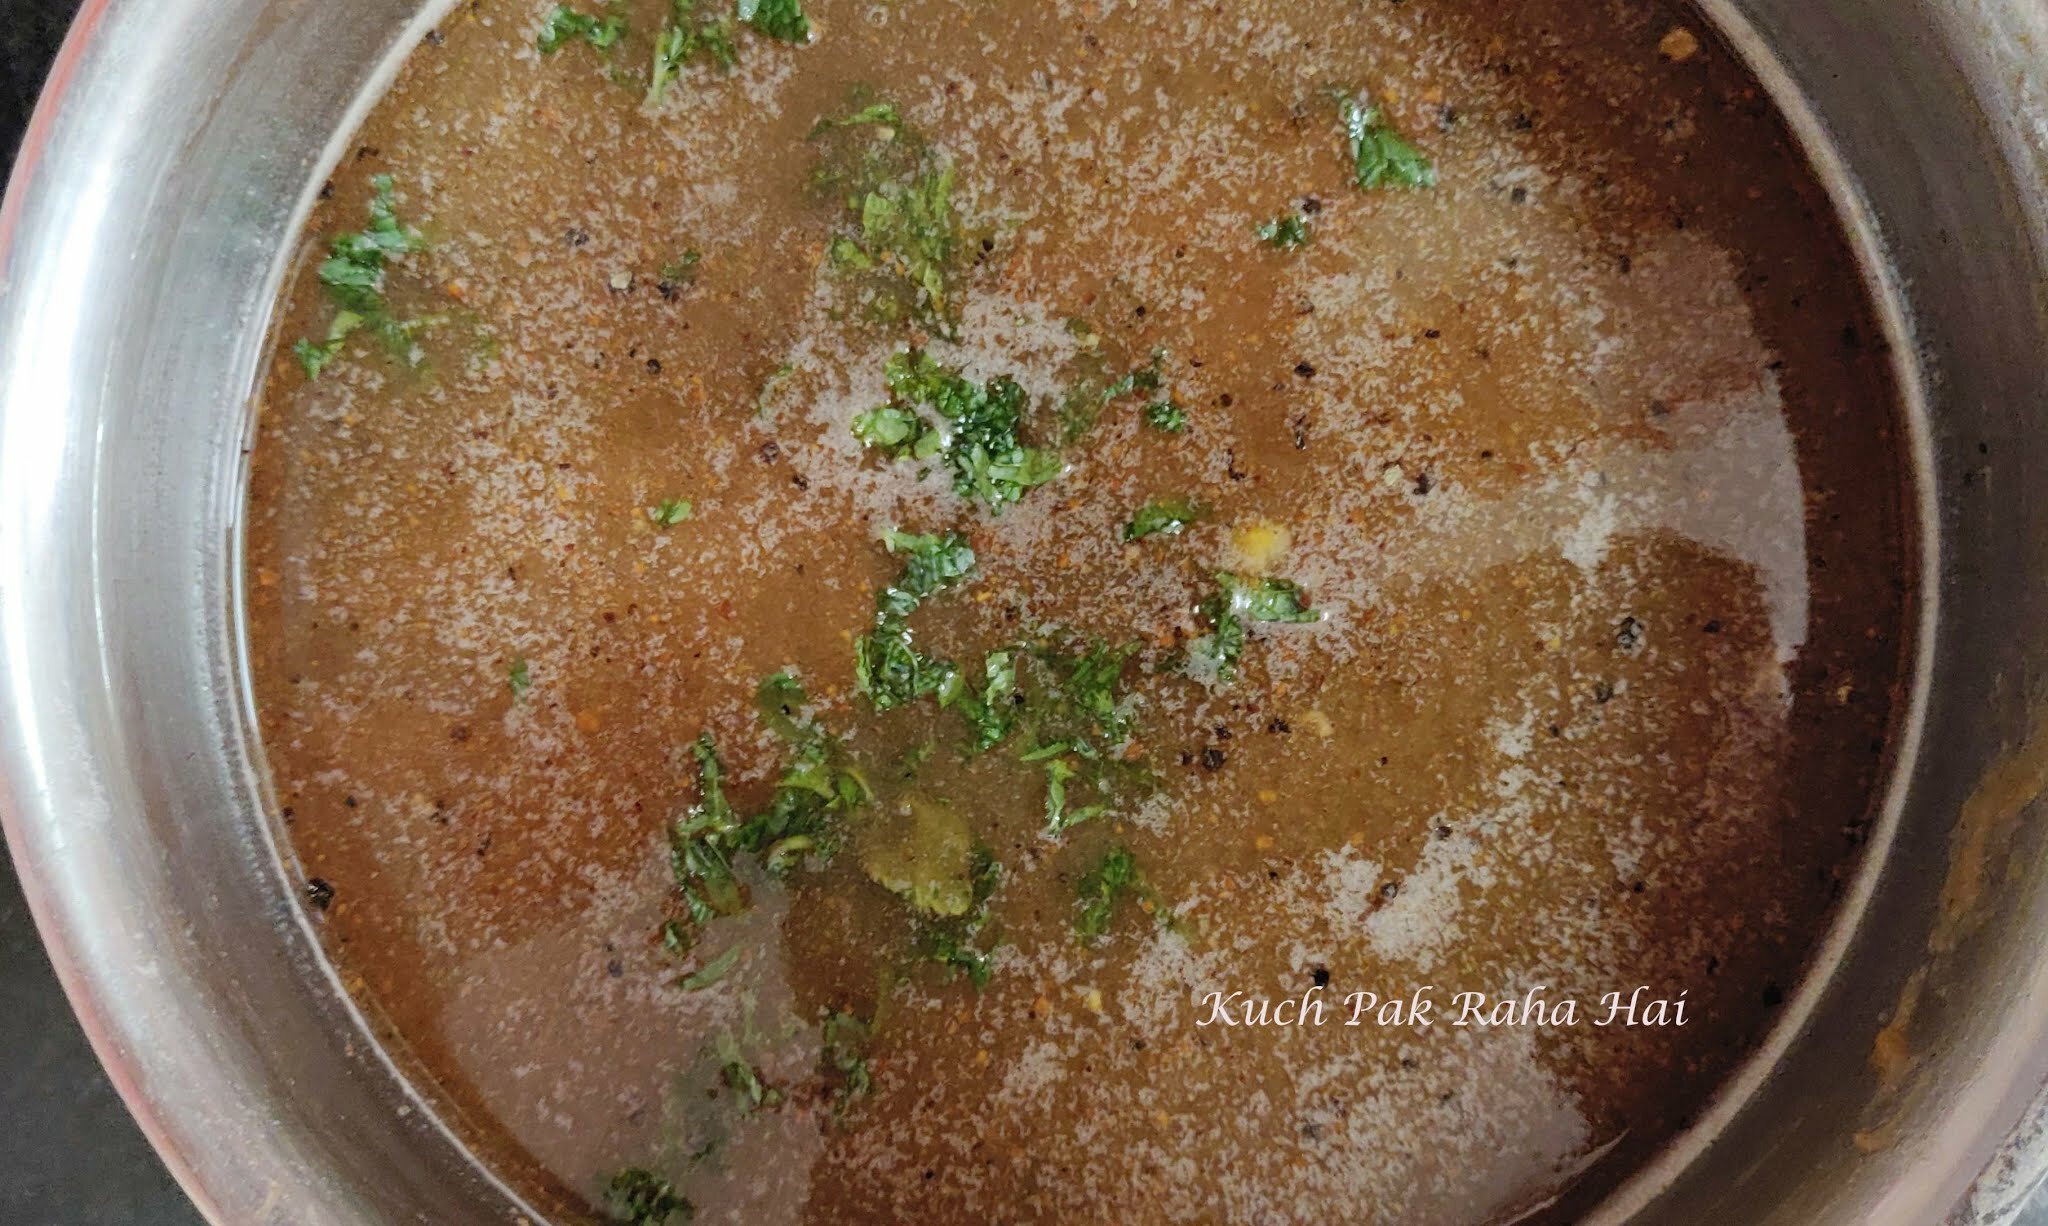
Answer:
[1659,26,1701,62]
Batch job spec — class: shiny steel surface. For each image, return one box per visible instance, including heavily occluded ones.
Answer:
[0,0,2044,1223]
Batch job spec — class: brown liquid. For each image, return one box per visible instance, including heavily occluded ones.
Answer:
[245,0,1912,1220]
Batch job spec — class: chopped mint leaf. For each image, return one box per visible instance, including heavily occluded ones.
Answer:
[508,657,532,697]
[1020,638,1142,836]
[751,671,869,866]
[293,311,362,380]
[752,709,867,867]
[297,176,430,379]
[538,4,626,53]
[820,1008,873,1116]
[1060,349,1177,440]
[649,497,694,527]
[1104,353,1164,402]
[1341,95,1436,190]
[1042,757,1108,834]
[1230,574,1321,623]
[647,0,736,105]
[856,350,1061,512]
[854,531,975,711]
[603,1168,693,1225]
[714,1032,783,1113]
[737,0,809,42]
[808,97,961,335]
[1124,496,1206,541]
[659,249,702,285]
[670,735,746,926]
[923,930,993,986]
[1028,638,1139,757]
[915,843,1000,987]
[860,169,958,332]
[851,404,940,458]
[1192,572,1322,681]
[1256,211,1310,248]
[826,234,874,269]
[1142,398,1188,433]
[808,100,901,134]
[1191,605,1248,680]
[663,717,865,947]
[941,649,1018,751]
[879,529,976,607]
[1075,844,1169,941]
[855,622,956,712]
[678,945,741,991]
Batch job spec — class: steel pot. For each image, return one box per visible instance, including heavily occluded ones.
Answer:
[2,0,2046,1222]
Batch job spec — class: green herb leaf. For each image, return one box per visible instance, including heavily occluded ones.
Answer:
[855,534,974,711]
[809,98,961,335]
[664,689,869,949]
[649,497,694,527]
[670,735,746,924]
[678,945,742,990]
[659,250,703,286]
[826,234,875,270]
[1143,398,1188,433]
[508,657,533,697]
[1011,642,1146,843]
[941,649,1018,751]
[538,4,626,53]
[1105,353,1163,399]
[915,844,1001,986]
[297,176,430,379]
[1192,572,1322,681]
[851,404,939,458]
[292,310,363,380]
[1075,844,1151,940]
[856,350,1061,512]
[1042,758,1108,834]
[1060,349,1181,440]
[880,529,976,605]
[736,0,809,42]
[922,929,993,986]
[714,1031,783,1113]
[1229,574,1321,623]
[1124,496,1206,541]
[1256,211,1310,249]
[1024,639,1146,830]
[820,1009,873,1116]
[924,937,992,985]
[1341,95,1436,190]
[1191,605,1247,680]
[647,0,737,105]
[603,1168,694,1225]
[855,624,957,713]
[1026,639,1139,759]
[808,100,901,134]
